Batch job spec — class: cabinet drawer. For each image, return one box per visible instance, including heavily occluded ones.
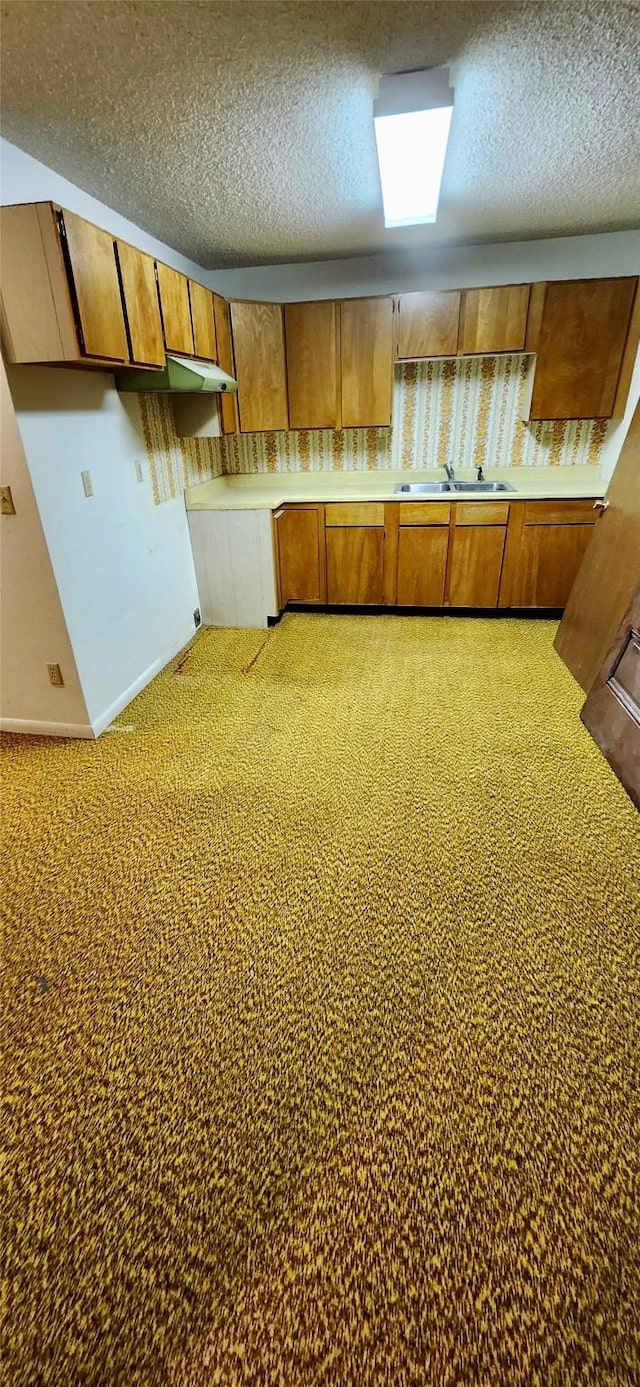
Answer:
[522,499,599,526]
[399,502,451,526]
[454,501,510,526]
[325,503,385,527]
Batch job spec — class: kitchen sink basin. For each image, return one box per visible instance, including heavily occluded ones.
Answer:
[452,481,515,493]
[394,482,451,494]
[394,479,516,496]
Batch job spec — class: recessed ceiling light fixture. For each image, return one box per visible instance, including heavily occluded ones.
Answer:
[374,67,454,227]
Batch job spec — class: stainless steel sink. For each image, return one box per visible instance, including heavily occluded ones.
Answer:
[452,481,515,493]
[394,482,451,494]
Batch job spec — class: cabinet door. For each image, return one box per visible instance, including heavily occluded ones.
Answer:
[510,523,595,607]
[340,297,394,426]
[397,527,450,605]
[529,278,637,419]
[213,294,238,434]
[284,301,340,428]
[116,242,165,367]
[397,291,460,359]
[60,210,128,361]
[461,284,530,355]
[275,507,324,605]
[156,263,194,355]
[326,528,385,604]
[230,301,289,432]
[447,522,507,607]
[189,281,217,360]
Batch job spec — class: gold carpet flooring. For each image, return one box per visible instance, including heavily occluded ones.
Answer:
[2,614,639,1386]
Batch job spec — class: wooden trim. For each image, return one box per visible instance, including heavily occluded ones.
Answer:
[442,504,457,606]
[383,502,399,605]
[499,503,524,608]
[524,282,547,353]
[612,280,640,418]
[325,502,385,526]
[317,504,328,602]
[271,510,283,612]
[398,501,451,525]
[522,499,599,526]
[454,501,510,526]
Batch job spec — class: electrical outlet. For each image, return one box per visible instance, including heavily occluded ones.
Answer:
[194,608,202,628]
[47,663,64,687]
[81,470,94,498]
[134,459,144,484]
[1,485,16,515]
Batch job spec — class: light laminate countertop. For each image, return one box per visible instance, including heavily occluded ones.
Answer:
[185,466,605,512]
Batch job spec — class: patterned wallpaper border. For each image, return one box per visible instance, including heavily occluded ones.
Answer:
[138,355,609,503]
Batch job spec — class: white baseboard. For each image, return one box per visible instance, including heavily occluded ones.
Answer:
[90,626,196,737]
[0,717,96,739]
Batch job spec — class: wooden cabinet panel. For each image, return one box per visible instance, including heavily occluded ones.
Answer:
[116,242,165,367]
[189,281,217,360]
[285,301,340,428]
[455,501,510,526]
[0,203,79,363]
[397,527,449,606]
[61,210,128,361]
[275,506,324,605]
[398,502,451,525]
[156,263,194,355]
[230,301,289,432]
[504,522,595,608]
[530,278,637,419]
[213,294,238,434]
[397,290,460,359]
[521,499,599,526]
[340,297,394,426]
[447,525,507,607]
[326,527,385,604]
[325,503,385,527]
[461,284,530,355]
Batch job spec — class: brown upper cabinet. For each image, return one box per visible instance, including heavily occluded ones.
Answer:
[116,241,165,367]
[212,294,238,434]
[340,296,394,427]
[189,280,217,361]
[230,301,289,432]
[397,291,461,359]
[0,202,129,366]
[156,263,194,356]
[460,284,530,355]
[284,301,341,429]
[528,278,638,420]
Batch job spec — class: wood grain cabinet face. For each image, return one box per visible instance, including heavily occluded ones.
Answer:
[326,527,385,605]
[230,301,289,432]
[60,209,129,361]
[276,507,324,605]
[529,278,637,419]
[447,506,508,607]
[116,242,165,367]
[397,291,461,359]
[156,263,195,355]
[285,301,340,428]
[461,284,530,355]
[213,294,238,434]
[189,281,217,360]
[397,527,450,605]
[499,500,597,608]
[340,297,394,427]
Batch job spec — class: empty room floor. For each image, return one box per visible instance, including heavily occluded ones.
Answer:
[2,615,639,1386]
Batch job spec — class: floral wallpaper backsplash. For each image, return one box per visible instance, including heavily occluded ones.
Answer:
[140,355,609,503]
[137,393,223,504]
[218,354,609,477]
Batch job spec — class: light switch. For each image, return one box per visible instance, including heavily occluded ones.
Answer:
[134,459,144,483]
[81,470,94,498]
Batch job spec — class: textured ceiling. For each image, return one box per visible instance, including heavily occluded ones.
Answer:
[2,1,640,268]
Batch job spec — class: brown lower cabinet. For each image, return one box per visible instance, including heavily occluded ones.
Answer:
[274,497,600,614]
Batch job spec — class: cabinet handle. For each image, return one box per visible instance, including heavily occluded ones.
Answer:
[593,499,609,511]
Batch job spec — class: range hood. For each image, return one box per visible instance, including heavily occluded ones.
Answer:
[117,354,237,394]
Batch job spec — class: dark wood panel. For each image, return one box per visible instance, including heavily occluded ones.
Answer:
[530,278,637,419]
[507,523,595,607]
[447,525,506,607]
[581,590,640,808]
[397,290,460,358]
[276,506,323,604]
[397,527,449,606]
[326,527,385,604]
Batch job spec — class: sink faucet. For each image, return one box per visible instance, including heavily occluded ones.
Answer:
[476,465,485,482]
[444,462,455,482]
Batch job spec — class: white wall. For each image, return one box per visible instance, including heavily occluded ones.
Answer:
[0,356,91,735]
[211,229,640,302]
[7,367,199,734]
[0,138,208,280]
